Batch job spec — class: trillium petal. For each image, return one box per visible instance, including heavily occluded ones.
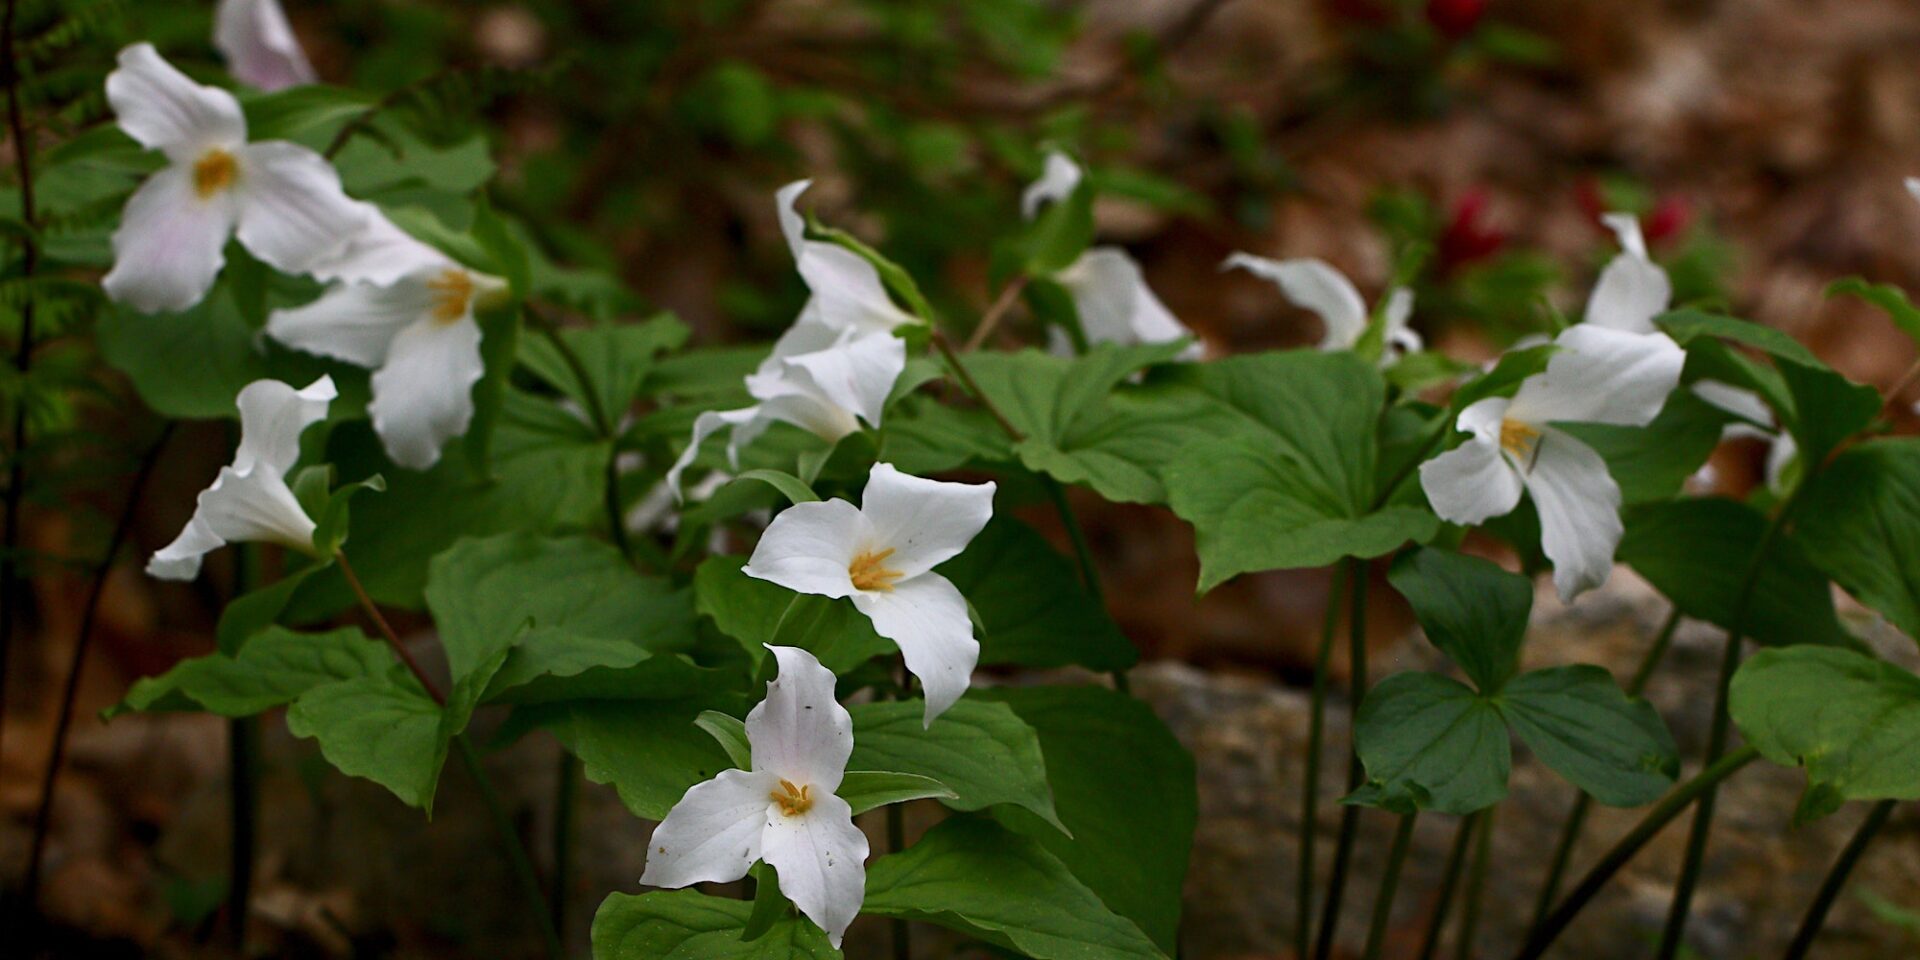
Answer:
[267,276,435,368]
[1382,287,1422,358]
[1021,150,1082,219]
[852,573,979,725]
[1523,429,1623,601]
[1690,380,1774,434]
[233,375,334,476]
[102,165,237,313]
[1224,253,1369,350]
[746,645,852,792]
[1507,325,1684,428]
[776,181,919,339]
[1583,215,1669,335]
[147,516,226,581]
[107,43,246,160]
[857,463,995,579]
[214,0,317,92]
[761,306,844,374]
[306,204,452,287]
[761,792,867,948]
[196,465,317,552]
[776,332,906,430]
[751,388,861,445]
[743,499,869,599]
[666,406,762,500]
[1057,248,1198,355]
[367,316,484,470]
[639,768,780,889]
[233,141,365,274]
[1419,434,1523,527]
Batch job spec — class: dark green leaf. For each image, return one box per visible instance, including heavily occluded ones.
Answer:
[1352,672,1510,815]
[284,666,450,811]
[936,518,1137,671]
[1500,665,1679,807]
[111,626,387,718]
[838,771,957,815]
[847,699,1065,833]
[516,698,741,820]
[592,889,839,959]
[1558,389,1729,504]
[1793,438,1920,640]
[693,556,892,674]
[1731,646,1920,814]
[1387,548,1532,692]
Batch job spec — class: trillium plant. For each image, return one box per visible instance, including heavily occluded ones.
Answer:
[12,8,1920,960]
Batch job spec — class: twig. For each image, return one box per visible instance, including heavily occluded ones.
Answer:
[1297,564,1350,959]
[1417,812,1478,960]
[961,276,1028,353]
[1361,812,1418,960]
[1455,805,1493,960]
[1,0,41,775]
[1781,799,1898,960]
[930,329,1023,441]
[1313,558,1370,960]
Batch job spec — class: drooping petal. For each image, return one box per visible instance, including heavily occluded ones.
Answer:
[776,181,919,339]
[233,141,365,274]
[102,165,238,313]
[750,387,862,445]
[1021,150,1082,220]
[743,499,870,600]
[639,768,781,889]
[1419,435,1524,527]
[760,306,844,374]
[1507,325,1684,428]
[267,276,435,368]
[666,406,762,500]
[746,645,852,792]
[233,375,334,477]
[1690,380,1774,437]
[1582,214,1670,335]
[1381,287,1422,359]
[856,463,994,579]
[106,43,246,160]
[775,332,906,430]
[367,315,484,470]
[1224,253,1370,350]
[851,573,979,725]
[195,465,318,552]
[761,792,867,948]
[214,0,317,92]
[306,204,452,287]
[1522,429,1623,601]
[146,515,226,581]
[1056,248,1198,356]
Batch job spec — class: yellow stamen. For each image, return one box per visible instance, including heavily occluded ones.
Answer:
[1499,418,1541,457]
[848,547,904,592]
[426,269,475,324]
[193,149,238,198]
[770,779,814,817]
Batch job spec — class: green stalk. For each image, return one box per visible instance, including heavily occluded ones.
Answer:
[1455,805,1493,960]
[552,751,579,946]
[1313,558,1369,960]
[888,801,910,960]
[1417,812,1478,960]
[1297,564,1350,959]
[1528,607,1682,934]
[1781,799,1897,960]
[1039,477,1128,692]
[1361,812,1418,960]
[1514,745,1761,960]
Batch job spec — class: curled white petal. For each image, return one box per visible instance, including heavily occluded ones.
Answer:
[234,375,335,476]
[774,331,905,431]
[1507,325,1684,428]
[1690,380,1774,434]
[775,181,919,339]
[761,792,867,948]
[1021,150,1083,220]
[1055,248,1199,357]
[214,0,316,92]
[367,315,484,470]
[743,499,869,599]
[107,43,245,160]
[852,573,979,725]
[639,768,779,889]
[267,277,434,367]
[305,204,453,287]
[146,516,226,581]
[747,645,853,792]
[233,141,366,274]
[857,462,995,580]
[195,465,318,553]
[666,407,760,500]
[1583,214,1670,335]
[102,164,237,313]
[1223,253,1369,350]
[1523,430,1623,601]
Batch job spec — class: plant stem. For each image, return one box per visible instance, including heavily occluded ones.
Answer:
[1037,476,1128,692]
[1529,607,1682,934]
[1781,799,1897,960]
[1361,811,1418,960]
[530,311,640,565]
[0,0,40,775]
[1513,745,1761,960]
[228,714,259,951]
[930,329,1023,441]
[1418,812,1478,960]
[1313,558,1369,960]
[961,276,1027,352]
[551,751,579,948]
[1455,805,1493,960]
[336,550,562,959]
[21,425,171,914]
[888,801,910,960]
[1297,564,1350,960]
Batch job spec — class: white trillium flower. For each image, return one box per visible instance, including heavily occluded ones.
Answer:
[1222,253,1421,364]
[744,463,994,725]
[1022,151,1202,358]
[149,376,336,580]
[265,209,508,470]
[214,0,317,92]
[1583,213,1671,335]
[1419,325,1685,601]
[641,645,867,947]
[767,180,920,364]
[102,44,365,313]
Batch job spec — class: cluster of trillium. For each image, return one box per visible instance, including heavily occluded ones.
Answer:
[108,0,1807,946]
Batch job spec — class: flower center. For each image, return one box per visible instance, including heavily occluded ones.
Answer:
[193,149,238,199]
[426,269,474,324]
[770,779,814,817]
[848,547,904,592]
[1499,418,1541,460]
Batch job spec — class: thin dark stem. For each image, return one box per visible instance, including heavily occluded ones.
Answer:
[1781,799,1898,960]
[1529,607,1682,934]
[1314,559,1370,960]
[21,424,171,913]
[1298,565,1350,960]
[551,751,578,948]
[961,276,1028,352]
[1513,745,1761,960]
[336,550,441,701]
[529,310,637,564]
[1455,805,1493,960]
[228,715,258,951]
[1881,356,1920,418]
[1418,812,1479,960]
[930,330,1023,441]
[888,801,910,960]
[1,0,42,776]
[1038,476,1127,693]
[1362,812,1418,960]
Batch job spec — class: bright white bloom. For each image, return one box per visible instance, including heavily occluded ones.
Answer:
[767,180,920,365]
[1419,325,1684,600]
[214,0,316,92]
[641,645,867,947]
[149,376,335,580]
[1222,253,1421,364]
[1583,213,1671,335]
[1022,152,1201,358]
[265,210,508,470]
[745,463,994,724]
[102,44,364,313]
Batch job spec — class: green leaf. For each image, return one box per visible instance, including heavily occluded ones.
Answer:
[975,687,1195,953]
[865,817,1168,960]
[1387,548,1532,693]
[284,667,450,811]
[936,518,1137,671]
[592,889,840,959]
[1731,646,1920,814]
[693,556,892,674]
[847,699,1065,833]
[1558,389,1729,504]
[695,710,752,768]
[97,295,336,420]
[241,85,376,141]
[515,698,740,820]
[1826,277,1920,346]
[519,314,689,427]
[734,469,820,504]
[1792,438,1920,640]
[1021,180,1094,275]
[111,626,388,718]
[313,475,385,557]
[1500,665,1679,807]
[1352,672,1510,815]
[214,562,328,655]
[1617,498,1848,648]
[1660,310,1880,464]
[837,771,957,815]
[740,862,786,943]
